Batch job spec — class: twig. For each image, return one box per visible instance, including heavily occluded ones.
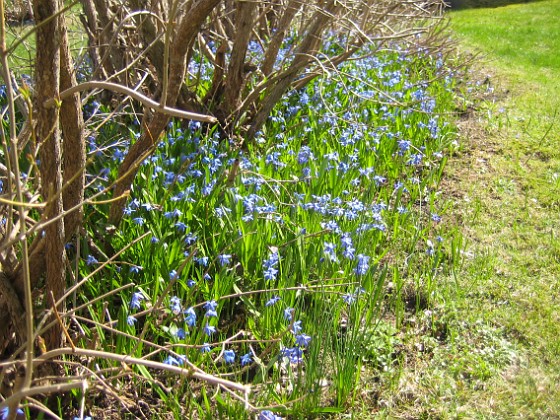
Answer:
[43,81,217,123]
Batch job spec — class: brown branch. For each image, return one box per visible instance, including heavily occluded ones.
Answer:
[59,10,86,240]
[33,0,65,350]
[108,0,221,227]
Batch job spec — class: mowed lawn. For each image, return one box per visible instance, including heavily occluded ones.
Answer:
[439,0,560,417]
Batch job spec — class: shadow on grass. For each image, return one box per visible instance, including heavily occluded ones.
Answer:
[447,0,544,9]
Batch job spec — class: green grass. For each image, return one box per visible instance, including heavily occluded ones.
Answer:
[367,1,560,417]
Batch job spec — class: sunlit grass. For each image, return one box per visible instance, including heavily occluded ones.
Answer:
[389,1,560,417]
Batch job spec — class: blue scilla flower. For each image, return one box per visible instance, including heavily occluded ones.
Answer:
[373,175,387,186]
[184,307,197,327]
[280,346,303,364]
[176,328,186,339]
[265,295,280,306]
[295,334,312,347]
[200,343,212,353]
[264,266,278,281]
[290,320,303,334]
[130,291,144,310]
[263,250,279,269]
[408,153,423,166]
[86,254,98,266]
[354,254,370,276]
[223,349,236,364]
[397,139,412,155]
[163,355,186,366]
[129,265,142,274]
[321,220,340,234]
[175,222,188,233]
[204,300,218,312]
[297,146,314,165]
[1,406,24,420]
[184,233,198,245]
[259,410,284,420]
[431,213,442,223]
[187,279,196,288]
[323,242,338,263]
[204,323,216,337]
[202,179,216,196]
[205,308,218,318]
[196,256,209,266]
[170,296,182,315]
[215,207,232,219]
[218,254,232,266]
[169,270,179,281]
[283,307,294,321]
[127,315,137,326]
[132,217,145,226]
[241,352,252,366]
[342,294,356,305]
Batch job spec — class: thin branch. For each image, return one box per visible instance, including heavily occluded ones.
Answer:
[44,81,217,123]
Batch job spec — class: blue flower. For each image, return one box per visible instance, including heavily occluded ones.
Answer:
[265,295,281,306]
[170,296,182,314]
[86,254,98,266]
[259,410,283,420]
[354,254,370,276]
[130,291,144,310]
[176,328,187,339]
[204,300,218,311]
[280,346,303,364]
[218,254,232,266]
[408,153,423,166]
[263,267,278,281]
[203,323,216,337]
[297,146,314,165]
[163,354,186,366]
[196,256,209,266]
[175,222,188,233]
[290,320,303,334]
[223,349,236,364]
[169,270,179,281]
[200,343,212,353]
[184,233,198,245]
[323,242,338,262]
[283,307,294,321]
[204,300,218,318]
[164,209,182,218]
[132,217,145,226]
[342,294,356,305]
[1,406,24,420]
[187,279,197,288]
[240,352,252,366]
[129,265,143,274]
[126,315,137,326]
[184,307,197,327]
[295,334,312,347]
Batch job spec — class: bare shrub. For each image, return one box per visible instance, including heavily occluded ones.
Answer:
[0,0,451,415]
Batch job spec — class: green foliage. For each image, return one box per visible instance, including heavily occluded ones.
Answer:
[66,43,462,418]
